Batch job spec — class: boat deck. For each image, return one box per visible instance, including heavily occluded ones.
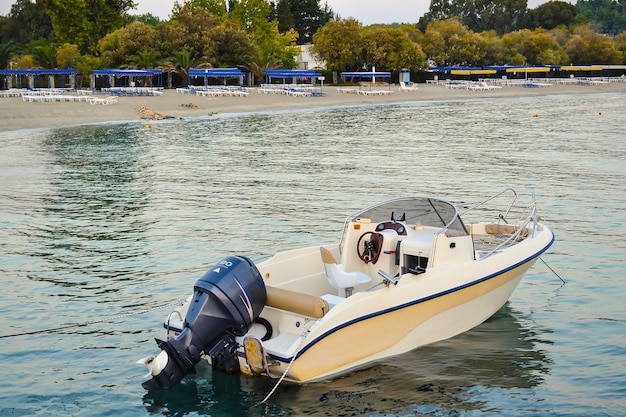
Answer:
[472,232,527,258]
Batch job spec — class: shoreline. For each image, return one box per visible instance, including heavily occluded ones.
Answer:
[2,82,626,132]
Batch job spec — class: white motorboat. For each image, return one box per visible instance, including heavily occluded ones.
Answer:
[139,188,554,390]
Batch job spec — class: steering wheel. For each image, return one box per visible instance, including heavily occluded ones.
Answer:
[356,231,384,264]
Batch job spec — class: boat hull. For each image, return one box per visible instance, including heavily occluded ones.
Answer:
[144,190,556,390]
[267,254,540,383]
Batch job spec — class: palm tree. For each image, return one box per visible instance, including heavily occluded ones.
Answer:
[170,48,210,86]
[0,42,16,69]
[244,48,281,85]
[29,40,57,68]
[131,49,160,69]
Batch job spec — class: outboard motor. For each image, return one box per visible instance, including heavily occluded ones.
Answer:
[140,256,266,390]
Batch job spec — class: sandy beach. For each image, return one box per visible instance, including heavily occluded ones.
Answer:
[2,82,625,132]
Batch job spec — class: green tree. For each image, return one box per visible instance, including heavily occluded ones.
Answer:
[467,0,527,34]
[289,0,333,44]
[130,13,161,26]
[259,25,301,68]
[209,22,255,67]
[476,30,506,65]
[11,54,36,69]
[170,48,205,86]
[419,0,527,35]
[98,21,160,67]
[523,1,578,30]
[172,0,229,19]
[245,47,282,84]
[76,54,101,87]
[565,23,623,63]
[311,18,364,71]
[229,0,300,68]
[422,19,485,66]
[576,0,626,34]
[169,5,220,62]
[273,0,296,33]
[501,28,567,65]
[419,0,465,29]
[131,49,160,69]
[97,29,123,67]
[28,39,58,67]
[0,42,17,69]
[42,0,136,53]
[229,0,272,32]
[615,31,626,63]
[0,0,53,47]
[363,27,427,71]
[56,43,81,68]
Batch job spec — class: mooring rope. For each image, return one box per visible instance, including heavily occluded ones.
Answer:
[255,328,310,407]
[539,256,566,284]
[0,298,186,339]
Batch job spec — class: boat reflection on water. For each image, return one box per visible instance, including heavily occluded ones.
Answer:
[141,303,551,416]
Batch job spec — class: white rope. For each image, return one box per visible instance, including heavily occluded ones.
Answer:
[0,298,186,339]
[256,329,309,406]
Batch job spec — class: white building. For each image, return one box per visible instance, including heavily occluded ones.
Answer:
[296,45,326,70]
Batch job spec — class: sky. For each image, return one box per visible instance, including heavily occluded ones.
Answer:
[0,0,559,25]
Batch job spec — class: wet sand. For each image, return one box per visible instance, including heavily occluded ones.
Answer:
[1,82,625,132]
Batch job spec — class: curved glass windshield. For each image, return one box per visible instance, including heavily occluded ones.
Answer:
[346,197,468,238]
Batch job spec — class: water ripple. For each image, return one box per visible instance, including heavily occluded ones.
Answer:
[1,93,625,416]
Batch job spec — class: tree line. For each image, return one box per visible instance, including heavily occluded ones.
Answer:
[0,0,624,87]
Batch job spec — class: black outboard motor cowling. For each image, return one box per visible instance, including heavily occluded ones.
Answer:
[141,256,266,390]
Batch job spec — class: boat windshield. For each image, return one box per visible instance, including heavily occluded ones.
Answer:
[345,196,468,238]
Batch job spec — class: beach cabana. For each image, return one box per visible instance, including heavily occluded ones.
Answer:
[92,69,163,91]
[260,69,324,96]
[0,69,76,90]
[504,67,552,86]
[339,71,392,94]
[560,66,603,73]
[484,66,552,80]
[189,68,245,88]
[340,71,392,82]
[559,66,604,81]
[429,66,473,77]
[263,69,323,86]
[505,66,550,76]
[451,69,496,79]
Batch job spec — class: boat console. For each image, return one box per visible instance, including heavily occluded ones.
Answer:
[342,217,435,278]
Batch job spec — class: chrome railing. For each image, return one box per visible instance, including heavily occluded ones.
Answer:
[477,196,539,260]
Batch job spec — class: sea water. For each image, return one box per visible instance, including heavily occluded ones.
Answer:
[0,93,625,416]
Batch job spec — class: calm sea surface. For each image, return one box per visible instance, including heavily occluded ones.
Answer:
[1,93,625,416]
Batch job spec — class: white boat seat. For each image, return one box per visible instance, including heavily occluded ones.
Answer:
[320,247,372,296]
[321,293,345,310]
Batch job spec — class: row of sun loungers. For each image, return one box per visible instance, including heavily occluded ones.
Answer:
[101,87,163,96]
[176,86,249,96]
[337,87,392,95]
[441,75,626,89]
[21,93,118,105]
[195,89,249,97]
[257,84,324,96]
[0,89,27,97]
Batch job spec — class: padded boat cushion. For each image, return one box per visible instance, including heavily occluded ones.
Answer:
[485,224,529,237]
[266,286,330,318]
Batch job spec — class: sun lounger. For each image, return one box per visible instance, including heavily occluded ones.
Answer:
[399,82,419,92]
[88,96,118,105]
[469,81,502,90]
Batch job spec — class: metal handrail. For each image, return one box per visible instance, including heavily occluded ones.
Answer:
[478,203,538,260]
[459,187,518,221]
